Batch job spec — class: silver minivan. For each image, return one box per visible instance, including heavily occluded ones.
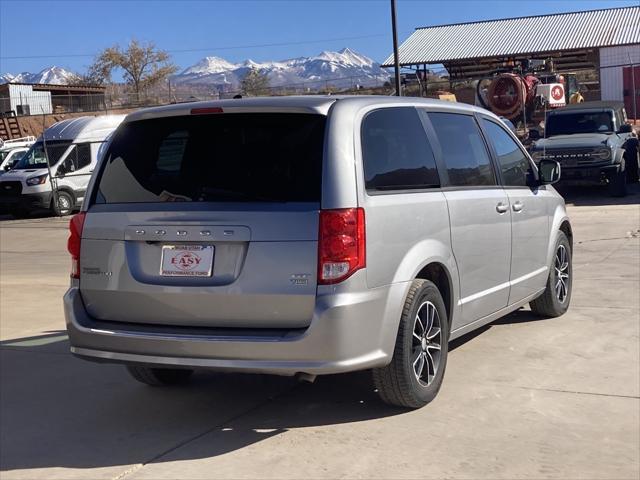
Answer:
[64,96,572,408]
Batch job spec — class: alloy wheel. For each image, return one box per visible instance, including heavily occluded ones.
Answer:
[554,244,570,303]
[57,195,71,215]
[411,301,442,387]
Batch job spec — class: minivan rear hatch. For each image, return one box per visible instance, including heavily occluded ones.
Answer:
[80,111,326,329]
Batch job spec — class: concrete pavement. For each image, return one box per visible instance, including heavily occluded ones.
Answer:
[1,186,638,479]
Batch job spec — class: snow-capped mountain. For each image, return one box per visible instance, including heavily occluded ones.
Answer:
[0,66,77,85]
[1,48,389,91]
[173,48,390,89]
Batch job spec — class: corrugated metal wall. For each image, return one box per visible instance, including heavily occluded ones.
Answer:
[384,6,640,66]
[600,45,640,102]
[8,84,52,115]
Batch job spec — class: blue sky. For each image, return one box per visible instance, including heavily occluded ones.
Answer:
[1,0,637,75]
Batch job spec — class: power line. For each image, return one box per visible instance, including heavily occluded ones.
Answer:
[1,33,397,60]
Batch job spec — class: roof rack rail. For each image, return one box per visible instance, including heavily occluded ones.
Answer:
[0,136,37,147]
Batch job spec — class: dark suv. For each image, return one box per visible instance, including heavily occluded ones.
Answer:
[530,101,639,196]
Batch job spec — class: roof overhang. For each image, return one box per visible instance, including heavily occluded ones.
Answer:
[0,82,106,94]
[382,6,640,68]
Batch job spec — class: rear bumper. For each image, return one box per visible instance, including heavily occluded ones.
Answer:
[0,192,51,211]
[64,278,408,376]
[559,164,619,185]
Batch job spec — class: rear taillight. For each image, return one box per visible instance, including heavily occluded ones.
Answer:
[67,212,86,279]
[318,208,365,285]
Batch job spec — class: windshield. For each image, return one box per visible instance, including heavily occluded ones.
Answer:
[1,149,26,169]
[545,111,614,136]
[94,113,325,204]
[12,141,70,170]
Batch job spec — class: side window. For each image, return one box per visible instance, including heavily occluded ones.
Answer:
[361,107,439,191]
[481,119,532,187]
[616,109,628,129]
[428,113,496,187]
[75,143,92,170]
[58,145,76,173]
[61,143,91,173]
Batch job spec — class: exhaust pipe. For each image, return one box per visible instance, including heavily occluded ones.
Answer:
[295,372,317,383]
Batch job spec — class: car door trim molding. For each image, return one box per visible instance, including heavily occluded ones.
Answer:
[451,287,546,341]
[458,266,547,306]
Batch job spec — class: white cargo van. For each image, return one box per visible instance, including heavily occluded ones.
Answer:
[0,115,124,217]
[0,136,36,175]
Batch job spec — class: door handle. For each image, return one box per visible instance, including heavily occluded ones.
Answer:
[512,201,524,212]
[496,202,508,214]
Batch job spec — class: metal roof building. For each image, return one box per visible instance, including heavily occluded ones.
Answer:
[382,6,640,118]
[0,83,107,116]
[382,6,639,78]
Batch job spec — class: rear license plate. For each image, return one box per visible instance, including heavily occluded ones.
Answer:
[160,245,214,277]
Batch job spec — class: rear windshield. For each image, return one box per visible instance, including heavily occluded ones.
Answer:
[94,113,325,204]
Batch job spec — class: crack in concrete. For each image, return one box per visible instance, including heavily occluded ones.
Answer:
[577,236,638,244]
[571,305,640,310]
[110,384,298,480]
[513,385,639,399]
[588,237,632,265]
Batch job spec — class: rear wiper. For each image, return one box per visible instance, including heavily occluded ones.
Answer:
[371,184,440,191]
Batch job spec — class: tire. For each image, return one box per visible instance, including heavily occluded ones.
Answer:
[530,231,572,318]
[126,365,194,386]
[52,190,74,216]
[372,279,449,409]
[625,147,639,184]
[608,168,627,197]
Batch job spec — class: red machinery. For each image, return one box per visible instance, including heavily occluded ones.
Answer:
[486,73,542,118]
[477,60,576,121]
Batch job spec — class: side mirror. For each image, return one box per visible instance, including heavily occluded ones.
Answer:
[618,124,632,134]
[528,129,541,140]
[56,165,66,177]
[538,159,561,185]
[3,164,11,171]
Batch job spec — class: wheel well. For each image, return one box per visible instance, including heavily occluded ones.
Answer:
[52,188,75,203]
[415,263,452,325]
[560,221,573,250]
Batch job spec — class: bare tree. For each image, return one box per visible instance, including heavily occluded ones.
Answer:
[240,68,271,96]
[88,40,178,101]
[67,62,109,86]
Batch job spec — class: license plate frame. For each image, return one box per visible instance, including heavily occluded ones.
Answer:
[160,245,214,277]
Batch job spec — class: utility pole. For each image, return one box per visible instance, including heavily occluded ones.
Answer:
[629,52,637,121]
[390,0,402,96]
